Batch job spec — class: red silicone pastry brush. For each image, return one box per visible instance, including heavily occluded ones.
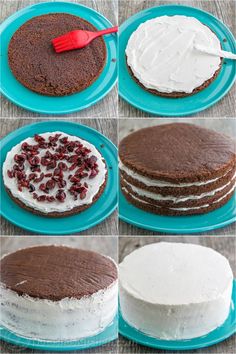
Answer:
[52,26,118,53]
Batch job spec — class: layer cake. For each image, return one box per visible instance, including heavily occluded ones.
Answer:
[0,245,118,341]
[119,123,236,215]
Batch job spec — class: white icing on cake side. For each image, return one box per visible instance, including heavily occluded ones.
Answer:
[2,132,107,213]
[126,15,221,93]
[0,249,118,341]
[119,242,233,339]
[119,161,231,187]
[122,174,236,203]
[0,280,118,341]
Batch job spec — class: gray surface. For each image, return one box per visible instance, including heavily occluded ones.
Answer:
[118,0,236,118]
[119,236,236,353]
[0,0,118,118]
[0,236,118,354]
[119,118,236,236]
[0,118,118,236]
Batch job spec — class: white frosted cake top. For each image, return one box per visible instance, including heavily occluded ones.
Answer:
[126,15,221,93]
[119,242,233,305]
[2,132,106,213]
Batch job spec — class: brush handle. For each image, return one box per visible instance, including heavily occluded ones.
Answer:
[195,44,236,60]
[93,26,118,38]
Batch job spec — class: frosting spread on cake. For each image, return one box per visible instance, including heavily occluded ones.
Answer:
[0,245,118,341]
[119,242,233,339]
[122,174,236,202]
[119,161,231,187]
[126,15,221,93]
[2,132,106,213]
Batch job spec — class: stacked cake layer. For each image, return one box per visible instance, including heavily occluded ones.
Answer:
[119,123,236,215]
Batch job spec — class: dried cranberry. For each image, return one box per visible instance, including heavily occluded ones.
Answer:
[46,160,56,170]
[28,156,40,166]
[28,173,37,181]
[32,193,38,199]
[41,157,50,166]
[80,191,87,200]
[46,179,56,190]
[30,165,41,173]
[69,163,77,171]
[60,137,68,144]
[56,189,66,202]
[47,196,55,202]
[66,142,76,152]
[13,164,24,171]
[58,180,66,188]
[29,184,35,193]
[45,173,53,177]
[68,155,78,163]
[37,195,47,202]
[21,142,29,150]
[89,170,98,179]
[34,173,44,183]
[7,170,14,178]
[70,176,80,183]
[34,134,45,143]
[58,162,67,171]
[14,154,26,164]
[53,168,61,176]
[45,151,53,159]
[39,183,46,191]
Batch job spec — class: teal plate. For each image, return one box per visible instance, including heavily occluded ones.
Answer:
[119,188,236,234]
[119,281,236,351]
[119,5,236,116]
[0,314,117,352]
[0,1,117,115]
[0,121,118,235]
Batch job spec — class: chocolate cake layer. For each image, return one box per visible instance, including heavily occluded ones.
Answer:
[119,123,236,183]
[121,175,235,208]
[8,14,106,96]
[122,187,234,216]
[120,167,236,196]
[0,246,118,301]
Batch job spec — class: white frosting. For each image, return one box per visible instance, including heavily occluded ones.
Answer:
[122,174,236,203]
[119,242,233,339]
[122,184,235,211]
[0,281,118,341]
[2,132,106,213]
[126,15,221,93]
[120,161,231,187]
[0,249,118,341]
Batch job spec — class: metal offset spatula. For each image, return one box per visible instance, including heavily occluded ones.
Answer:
[52,26,118,53]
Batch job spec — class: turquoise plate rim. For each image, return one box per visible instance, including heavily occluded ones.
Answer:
[0,121,118,235]
[0,313,118,352]
[0,1,117,115]
[119,280,236,351]
[119,4,236,117]
[119,187,236,234]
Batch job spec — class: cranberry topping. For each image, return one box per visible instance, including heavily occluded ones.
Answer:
[56,189,66,202]
[46,179,56,190]
[29,184,35,193]
[14,154,26,164]
[9,133,101,204]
